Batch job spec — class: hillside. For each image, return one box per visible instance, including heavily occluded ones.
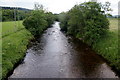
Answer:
[0,6,32,11]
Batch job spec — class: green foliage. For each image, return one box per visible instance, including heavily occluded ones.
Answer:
[2,9,14,21]
[23,10,55,37]
[46,12,55,27]
[59,3,120,73]
[54,14,59,21]
[2,29,33,79]
[93,31,120,71]
[60,2,110,45]
[92,18,120,73]
[23,10,47,36]
[58,12,68,31]
[2,9,31,22]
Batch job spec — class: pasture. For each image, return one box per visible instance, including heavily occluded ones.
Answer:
[1,21,24,37]
[108,18,118,32]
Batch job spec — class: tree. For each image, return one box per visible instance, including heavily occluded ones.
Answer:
[23,10,48,36]
[2,9,31,21]
[23,3,55,37]
[60,2,111,45]
[58,12,69,31]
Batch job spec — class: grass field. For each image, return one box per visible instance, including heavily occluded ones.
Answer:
[108,18,118,32]
[1,21,24,37]
[2,21,33,79]
[93,18,119,73]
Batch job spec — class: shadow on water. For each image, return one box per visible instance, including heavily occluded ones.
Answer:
[9,22,118,78]
[68,38,110,77]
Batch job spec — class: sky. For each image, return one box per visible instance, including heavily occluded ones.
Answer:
[0,0,119,15]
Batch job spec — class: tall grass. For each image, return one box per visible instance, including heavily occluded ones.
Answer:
[92,18,119,73]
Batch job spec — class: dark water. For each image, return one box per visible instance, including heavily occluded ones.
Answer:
[10,22,118,78]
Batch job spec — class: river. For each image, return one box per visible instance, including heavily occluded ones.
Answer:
[10,22,118,78]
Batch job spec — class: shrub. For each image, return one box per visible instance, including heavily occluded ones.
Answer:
[46,12,55,27]
[58,12,69,32]
[60,2,110,45]
[23,10,48,37]
[23,10,55,37]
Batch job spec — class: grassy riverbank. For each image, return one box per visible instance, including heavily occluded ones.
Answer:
[2,21,33,79]
[92,18,120,74]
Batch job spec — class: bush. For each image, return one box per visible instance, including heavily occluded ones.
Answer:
[46,12,55,27]
[58,12,69,32]
[60,2,110,45]
[23,10,55,37]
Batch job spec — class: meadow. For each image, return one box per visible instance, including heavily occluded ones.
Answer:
[108,18,118,32]
[2,21,24,37]
[1,21,33,79]
[93,18,119,73]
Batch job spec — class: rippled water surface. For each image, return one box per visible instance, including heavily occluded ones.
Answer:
[10,22,118,78]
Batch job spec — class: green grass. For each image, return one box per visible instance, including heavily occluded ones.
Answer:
[92,18,120,73]
[2,21,33,79]
[0,22,2,79]
[1,21,24,37]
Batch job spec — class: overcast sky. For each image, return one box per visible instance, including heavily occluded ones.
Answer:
[0,0,119,15]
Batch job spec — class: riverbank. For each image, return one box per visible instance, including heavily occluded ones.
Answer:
[61,18,120,76]
[2,20,54,79]
[79,18,119,76]
[2,29,33,79]
[92,18,120,76]
[1,21,34,79]
[67,30,119,77]
[92,31,120,76]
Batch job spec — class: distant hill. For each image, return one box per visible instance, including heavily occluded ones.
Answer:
[113,15,120,18]
[107,15,120,18]
[0,6,32,11]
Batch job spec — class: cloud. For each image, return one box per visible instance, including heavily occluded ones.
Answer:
[0,0,119,15]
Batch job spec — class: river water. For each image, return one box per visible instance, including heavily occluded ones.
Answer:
[10,22,118,78]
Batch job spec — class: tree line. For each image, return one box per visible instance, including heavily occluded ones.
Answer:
[1,8,31,21]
